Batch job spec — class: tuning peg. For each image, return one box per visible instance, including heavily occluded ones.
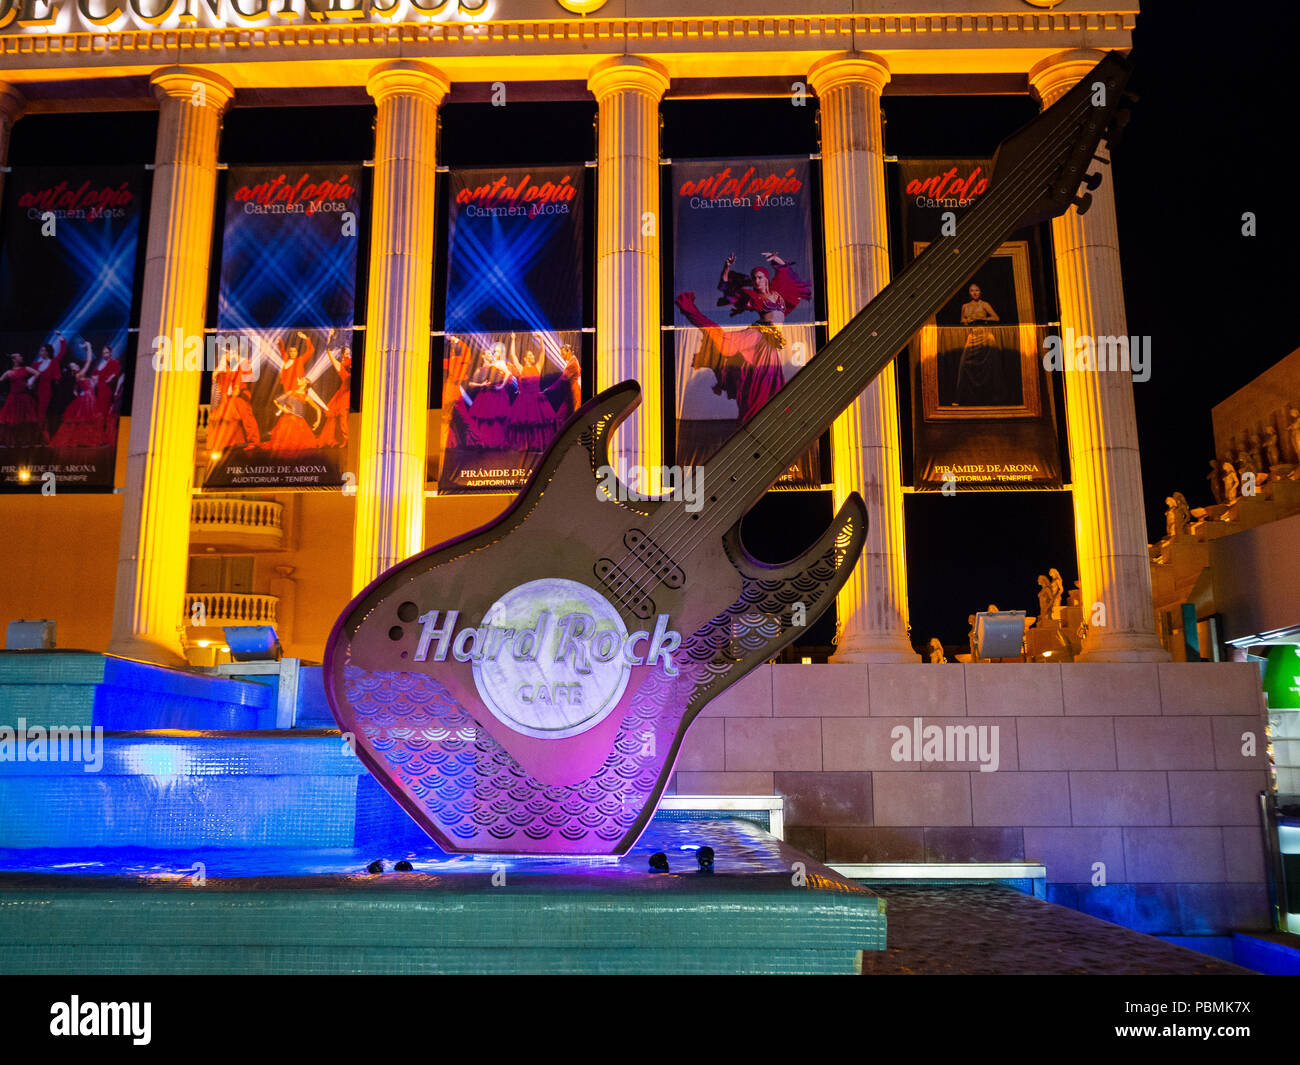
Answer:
[1081,171,1103,191]
[1072,192,1094,216]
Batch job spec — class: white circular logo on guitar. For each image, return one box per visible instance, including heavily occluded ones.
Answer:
[472,578,633,740]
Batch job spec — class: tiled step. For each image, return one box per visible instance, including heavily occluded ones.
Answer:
[0,652,276,730]
[0,734,386,849]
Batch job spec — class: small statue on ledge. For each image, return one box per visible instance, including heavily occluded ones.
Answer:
[926,637,946,664]
[1036,575,1055,621]
[1164,492,1192,539]
[1207,458,1224,504]
[1287,407,1300,465]
[1222,461,1240,505]
[1264,425,1282,469]
[1048,568,1065,620]
[1235,448,1256,477]
[1247,432,1265,475]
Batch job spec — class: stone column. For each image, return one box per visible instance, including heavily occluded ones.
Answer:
[351,61,449,595]
[108,67,233,666]
[0,83,25,206]
[588,56,670,490]
[1030,50,1167,661]
[810,53,919,663]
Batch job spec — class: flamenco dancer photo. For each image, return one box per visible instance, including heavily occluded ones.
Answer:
[543,344,582,431]
[90,342,123,448]
[507,348,556,452]
[49,342,103,448]
[674,250,811,424]
[317,328,351,450]
[32,334,67,443]
[463,343,514,451]
[0,352,41,447]
[269,376,322,453]
[208,348,262,452]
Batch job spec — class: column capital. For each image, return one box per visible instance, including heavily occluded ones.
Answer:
[1029,48,1110,108]
[366,60,450,107]
[808,52,891,97]
[587,55,670,104]
[150,66,235,112]
[0,82,25,127]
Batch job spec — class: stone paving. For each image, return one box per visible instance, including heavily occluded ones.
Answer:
[862,883,1255,975]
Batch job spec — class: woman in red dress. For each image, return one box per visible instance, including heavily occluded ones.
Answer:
[543,344,582,432]
[208,350,262,452]
[506,349,555,452]
[91,342,122,447]
[467,344,513,450]
[318,328,351,449]
[441,337,476,450]
[674,251,810,423]
[33,334,66,443]
[50,347,101,448]
[268,377,321,452]
[277,330,314,392]
[0,353,41,447]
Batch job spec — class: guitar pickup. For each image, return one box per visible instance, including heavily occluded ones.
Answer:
[593,558,656,620]
[622,529,685,589]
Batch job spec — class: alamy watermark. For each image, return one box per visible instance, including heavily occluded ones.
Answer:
[0,719,104,772]
[152,329,257,378]
[1042,329,1151,383]
[890,716,1000,772]
[596,461,705,513]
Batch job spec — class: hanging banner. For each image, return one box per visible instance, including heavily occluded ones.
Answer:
[898,159,1062,490]
[0,166,145,491]
[670,156,820,488]
[200,164,362,491]
[436,165,585,493]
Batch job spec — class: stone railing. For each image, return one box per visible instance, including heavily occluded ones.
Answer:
[189,497,285,551]
[184,593,279,628]
[191,497,283,534]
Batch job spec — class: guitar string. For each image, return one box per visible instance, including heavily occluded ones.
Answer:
[596,85,1102,612]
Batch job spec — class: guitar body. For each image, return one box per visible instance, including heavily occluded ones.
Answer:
[325,381,867,854]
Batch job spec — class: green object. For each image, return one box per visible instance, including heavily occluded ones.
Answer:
[1263,645,1300,709]
[1181,603,1200,662]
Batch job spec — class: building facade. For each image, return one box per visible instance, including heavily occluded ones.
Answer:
[0,0,1162,668]
[0,0,1285,939]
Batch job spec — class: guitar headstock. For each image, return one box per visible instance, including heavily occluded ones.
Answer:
[991,51,1135,229]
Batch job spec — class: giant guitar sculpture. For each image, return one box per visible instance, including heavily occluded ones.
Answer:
[325,52,1134,854]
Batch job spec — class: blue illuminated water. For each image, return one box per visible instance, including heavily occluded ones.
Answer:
[0,817,794,882]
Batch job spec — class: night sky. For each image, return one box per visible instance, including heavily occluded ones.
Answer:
[5,0,1295,651]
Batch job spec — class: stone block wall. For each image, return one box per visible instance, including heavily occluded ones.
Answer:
[668,662,1272,936]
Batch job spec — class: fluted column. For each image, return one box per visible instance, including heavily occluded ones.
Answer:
[1030,50,1167,661]
[108,67,232,666]
[811,53,919,663]
[588,56,669,490]
[0,83,25,207]
[351,60,448,594]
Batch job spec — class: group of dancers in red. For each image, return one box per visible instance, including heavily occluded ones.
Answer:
[443,339,581,454]
[207,328,351,455]
[0,335,122,449]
